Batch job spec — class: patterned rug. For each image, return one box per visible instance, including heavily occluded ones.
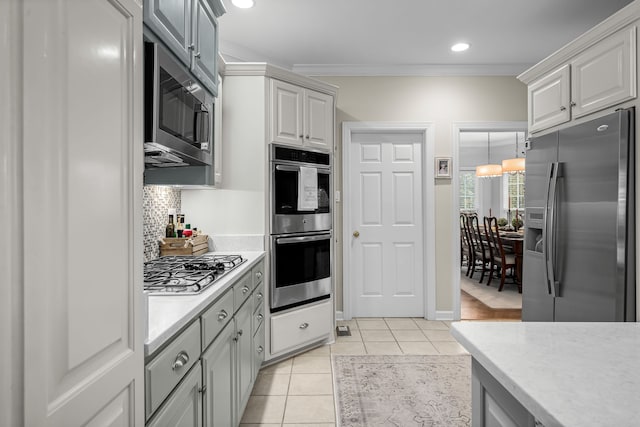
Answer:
[333,355,471,427]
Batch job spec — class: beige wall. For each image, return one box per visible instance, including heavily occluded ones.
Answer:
[316,76,527,316]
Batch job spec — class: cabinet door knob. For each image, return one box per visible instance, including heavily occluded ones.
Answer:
[194,52,201,59]
[256,271,263,279]
[217,310,228,321]
[257,314,264,321]
[299,134,304,139]
[188,44,195,50]
[242,286,250,294]
[353,231,360,238]
[171,351,190,371]
[560,106,567,111]
[256,292,263,300]
[238,329,244,336]
[299,322,309,329]
[198,385,207,394]
[257,345,264,354]
[305,135,310,139]
[570,101,576,107]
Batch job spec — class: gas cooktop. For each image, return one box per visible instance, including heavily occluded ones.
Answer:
[144,254,245,295]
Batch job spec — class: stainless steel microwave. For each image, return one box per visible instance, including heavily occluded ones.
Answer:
[143,41,213,168]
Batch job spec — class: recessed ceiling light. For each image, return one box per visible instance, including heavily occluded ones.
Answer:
[232,0,255,8]
[451,43,470,52]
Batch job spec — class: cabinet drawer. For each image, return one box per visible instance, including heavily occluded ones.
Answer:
[252,258,265,289]
[234,272,253,311]
[145,321,200,419]
[253,286,265,335]
[271,300,332,355]
[252,282,265,314]
[201,287,234,351]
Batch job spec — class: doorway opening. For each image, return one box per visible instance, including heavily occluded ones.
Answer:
[454,123,526,320]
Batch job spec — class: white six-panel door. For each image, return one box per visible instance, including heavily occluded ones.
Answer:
[348,131,425,317]
[23,0,144,425]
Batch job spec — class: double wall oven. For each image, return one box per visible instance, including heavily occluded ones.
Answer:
[270,145,332,312]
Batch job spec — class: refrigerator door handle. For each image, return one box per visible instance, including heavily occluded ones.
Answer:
[543,162,559,297]
[547,162,561,297]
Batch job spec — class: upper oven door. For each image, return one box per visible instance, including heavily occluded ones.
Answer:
[144,42,212,167]
[272,163,332,234]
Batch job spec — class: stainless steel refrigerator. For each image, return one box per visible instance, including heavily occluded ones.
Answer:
[522,108,635,321]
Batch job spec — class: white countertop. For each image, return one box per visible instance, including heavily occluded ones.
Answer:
[451,322,640,427]
[145,251,266,357]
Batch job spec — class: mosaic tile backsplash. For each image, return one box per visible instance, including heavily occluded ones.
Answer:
[143,186,181,262]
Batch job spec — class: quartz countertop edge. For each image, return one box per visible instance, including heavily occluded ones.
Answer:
[145,251,266,357]
[450,322,640,427]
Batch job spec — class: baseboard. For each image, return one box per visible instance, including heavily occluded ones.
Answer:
[335,310,344,321]
[435,310,455,321]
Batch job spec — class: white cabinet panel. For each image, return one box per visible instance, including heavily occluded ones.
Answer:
[271,80,304,146]
[305,89,334,150]
[270,301,333,355]
[192,0,219,95]
[235,300,254,419]
[23,0,144,424]
[571,26,637,118]
[528,65,571,132]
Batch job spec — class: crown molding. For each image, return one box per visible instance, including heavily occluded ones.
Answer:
[223,62,338,95]
[291,63,533,77]
[518,1,640,84]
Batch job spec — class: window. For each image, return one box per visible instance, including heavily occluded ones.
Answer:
[504,173,525,210]
[459,170,476,212]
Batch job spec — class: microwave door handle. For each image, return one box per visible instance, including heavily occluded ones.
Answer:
[195,107,210,144]
[277,234,331,244]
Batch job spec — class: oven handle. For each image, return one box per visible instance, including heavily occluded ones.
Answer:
[275,165,330,174]
[276,234,331,244]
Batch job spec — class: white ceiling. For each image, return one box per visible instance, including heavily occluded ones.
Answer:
[218,0,633,76]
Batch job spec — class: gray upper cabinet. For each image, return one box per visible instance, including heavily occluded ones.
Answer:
[144,0,225,96]
[192,0,219,96]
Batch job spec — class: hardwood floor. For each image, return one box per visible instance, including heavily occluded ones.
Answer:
[460,290,522,321]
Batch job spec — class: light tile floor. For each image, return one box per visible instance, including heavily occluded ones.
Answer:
[239,317,467,426]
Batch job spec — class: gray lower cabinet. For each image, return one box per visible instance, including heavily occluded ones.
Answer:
[148,362,203,427]
[146,257,266,427]
[472,359,535,427]
[202,320,235,427]
[236,299,254,420]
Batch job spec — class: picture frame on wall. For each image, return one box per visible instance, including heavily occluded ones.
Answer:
[435,157,452,179]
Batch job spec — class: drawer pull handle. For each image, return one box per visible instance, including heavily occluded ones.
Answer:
[172,351,189,371]
[217,310,228,321]
[256,271,263,279]
[299,322,309,329]
[242,286,250,294]
[257,345,264,354]
[256,292,263,300]
[257,314,264,321]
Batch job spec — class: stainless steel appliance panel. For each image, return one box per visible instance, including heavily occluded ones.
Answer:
[522,108,635,322]
[554,109,634,321]
[270,232,332,311]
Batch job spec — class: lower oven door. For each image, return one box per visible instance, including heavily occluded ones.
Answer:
[271,232,332,311]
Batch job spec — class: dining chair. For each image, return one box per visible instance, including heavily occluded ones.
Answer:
[460,213,473,276]
[484,216,519,292]
[467,214,491,283]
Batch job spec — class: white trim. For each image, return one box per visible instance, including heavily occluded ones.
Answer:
[435,310,455,321]
[342,122,436,320]
[518,1,640,84]
[293,63,532,77]
[335,311,344,321]
[452,122,527,320]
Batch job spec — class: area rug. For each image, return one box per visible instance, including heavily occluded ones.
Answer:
[333,355,471,427]
[460,272,522,309]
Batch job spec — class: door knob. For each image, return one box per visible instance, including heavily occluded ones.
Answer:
[353,231,360,238]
